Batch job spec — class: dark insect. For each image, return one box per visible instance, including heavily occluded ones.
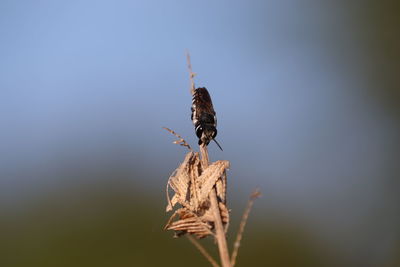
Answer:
[191,87,223,151]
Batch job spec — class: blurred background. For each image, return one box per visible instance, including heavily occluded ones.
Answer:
[1,1,399,266]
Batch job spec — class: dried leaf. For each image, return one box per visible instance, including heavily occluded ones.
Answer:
[197,160,229,205]
[164,147,230,238]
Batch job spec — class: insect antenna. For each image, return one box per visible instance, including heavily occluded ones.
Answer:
[213,138,223,151]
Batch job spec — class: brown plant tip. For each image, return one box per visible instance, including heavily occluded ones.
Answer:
[250,188,262,200]
[186,51,196,96]
[165,151,230,238]
[162,127,192,151]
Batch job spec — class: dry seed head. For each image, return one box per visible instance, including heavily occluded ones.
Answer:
[165,151,230,238]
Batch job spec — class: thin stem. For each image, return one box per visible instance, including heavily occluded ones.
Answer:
[200,145,232,267]
[186,51,196,95]
[187,235,220,267]
[230,189,261,266]
[162,127,193,151]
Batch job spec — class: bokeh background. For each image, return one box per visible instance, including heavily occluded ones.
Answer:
[1,1,399,266]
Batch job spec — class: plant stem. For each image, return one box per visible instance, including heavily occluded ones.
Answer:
[200,145,231,267]
[231,189,261,266]
[187,235,220,267]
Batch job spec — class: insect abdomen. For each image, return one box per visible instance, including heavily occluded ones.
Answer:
[191,87,221,149]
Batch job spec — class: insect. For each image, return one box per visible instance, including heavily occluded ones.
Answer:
[191,87,223,151]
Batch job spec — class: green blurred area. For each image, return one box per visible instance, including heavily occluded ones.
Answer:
[1,176,398,267]
[0,178,333,267]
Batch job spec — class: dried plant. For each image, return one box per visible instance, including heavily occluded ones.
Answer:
[163,127,193,151]
[163,53,260,267]
[164,150,229,238]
